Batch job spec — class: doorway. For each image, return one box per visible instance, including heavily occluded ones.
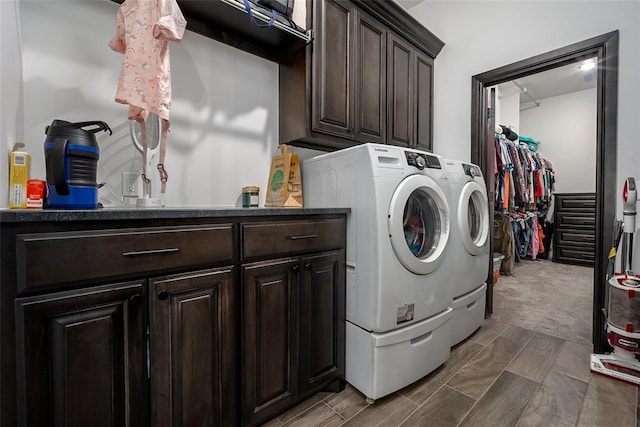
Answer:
[470,31,619,353]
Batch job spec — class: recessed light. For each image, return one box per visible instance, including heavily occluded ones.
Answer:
[580,61,596,71]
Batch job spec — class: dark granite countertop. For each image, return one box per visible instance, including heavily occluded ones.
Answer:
[0,206,350,223]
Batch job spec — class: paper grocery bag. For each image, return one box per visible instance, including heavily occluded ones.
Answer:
[265,145,303,207]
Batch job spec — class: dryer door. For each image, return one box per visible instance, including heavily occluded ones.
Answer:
[388,174,450,275]
[458,181,489,255]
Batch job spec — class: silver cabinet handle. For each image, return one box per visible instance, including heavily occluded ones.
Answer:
[122,248,180,257]
[289,234,319,240]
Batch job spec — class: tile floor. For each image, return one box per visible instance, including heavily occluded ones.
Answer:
[261,260,640,427]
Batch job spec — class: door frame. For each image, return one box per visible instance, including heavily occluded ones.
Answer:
[470,31,619,353]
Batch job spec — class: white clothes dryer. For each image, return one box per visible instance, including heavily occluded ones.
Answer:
[443,159,490,346]
[304,143,453,401]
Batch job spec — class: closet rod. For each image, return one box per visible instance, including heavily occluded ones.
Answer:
[513,80,540,110]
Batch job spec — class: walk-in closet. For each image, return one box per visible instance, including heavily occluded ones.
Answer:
[491,59,597,343]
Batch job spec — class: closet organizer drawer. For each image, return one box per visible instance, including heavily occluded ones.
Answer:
[556,228,596,246]
[555,245,595,266]
[555,195,596,212]
[556,213,595,230]
[242,218,345,259]
[16,224,234,292]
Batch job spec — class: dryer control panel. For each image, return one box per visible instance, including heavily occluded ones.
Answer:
[405,152,441,170]
[463,163,482,178]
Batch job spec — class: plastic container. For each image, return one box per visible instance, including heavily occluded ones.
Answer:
[242,186,260,208]
[493,253,505,284]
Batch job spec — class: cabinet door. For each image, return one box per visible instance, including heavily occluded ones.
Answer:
[149,267,236,427]
[353,9,386,144]
[15,281,147,427]
[299,251,345,396]
[387,33,414,148]
[241,258,299,427]
[414,50,434,152]
[312,0,354,138]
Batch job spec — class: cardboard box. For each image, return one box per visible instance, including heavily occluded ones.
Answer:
[9,143,30,209]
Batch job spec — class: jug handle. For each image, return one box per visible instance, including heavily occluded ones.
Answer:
[51,137,70,196]
[67,121,113,136]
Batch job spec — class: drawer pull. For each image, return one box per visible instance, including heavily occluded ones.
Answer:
[157,291,169,301]
[290,234,319,240]
[122,248,180,257]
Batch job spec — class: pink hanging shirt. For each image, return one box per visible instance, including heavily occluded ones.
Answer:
[108,0,186,121]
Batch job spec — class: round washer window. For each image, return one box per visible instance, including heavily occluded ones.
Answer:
[468,192,482,243]
[403,189,441,258]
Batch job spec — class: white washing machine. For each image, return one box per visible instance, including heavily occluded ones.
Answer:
[443,159,490,346]
[303,143,453,401]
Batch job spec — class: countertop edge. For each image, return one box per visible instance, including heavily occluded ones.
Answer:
[0,207,351,223]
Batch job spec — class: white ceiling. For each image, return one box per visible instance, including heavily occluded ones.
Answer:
[498,59,598,108]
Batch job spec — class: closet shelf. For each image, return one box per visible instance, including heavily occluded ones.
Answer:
[111,0,312,63]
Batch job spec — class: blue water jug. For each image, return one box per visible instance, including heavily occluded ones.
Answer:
[44,120,112,209]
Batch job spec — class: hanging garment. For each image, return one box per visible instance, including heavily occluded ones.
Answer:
[109,0,186,193]
[494,213,515,275]
[502,170,510,210]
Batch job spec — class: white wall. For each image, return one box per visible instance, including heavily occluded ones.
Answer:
[18,0,310,208]
[410,1,640,214]
[520,88,597,194]
[1,0,24,207]
[7,1,640,210]
[496,88,520,134]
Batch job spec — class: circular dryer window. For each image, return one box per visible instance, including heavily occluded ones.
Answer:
[388,174,450,275]
[458,181,489,255]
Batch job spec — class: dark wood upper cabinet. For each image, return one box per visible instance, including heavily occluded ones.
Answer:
[415,50,434,153]
[387,33,413,148]
[15,281,147,427]
[279,0,444,152]
[312,0,353,138]
[353,9,387,144]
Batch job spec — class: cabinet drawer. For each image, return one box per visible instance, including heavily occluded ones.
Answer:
[17,224,234,292]
[242,218,345,259]
[555,194,596,212]
[556,213,595,230]
[555,244,595,266]
[555,228,596,247]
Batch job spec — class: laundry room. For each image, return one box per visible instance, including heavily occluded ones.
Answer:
[1,1,640,426]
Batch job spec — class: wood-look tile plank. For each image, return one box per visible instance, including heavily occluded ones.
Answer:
[341,393,418,427]
[577,374,637,427]
[458,371,538,427]
[500,324,536,348]
[447,327,534,400]
[323,384,369,421]
[552,340,592,383]
[506,333,564,383]
[277,392,333,424]
[517,370,587,427]
[469,317,510,345]
[399,385,475,426]
[282,402,344,427]
[399,340,485,404]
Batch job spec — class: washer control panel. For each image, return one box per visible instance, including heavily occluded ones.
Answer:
[405,152,441,170]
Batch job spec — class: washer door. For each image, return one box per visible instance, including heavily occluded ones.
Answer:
[388,174,450,275]
[458,181,489,255]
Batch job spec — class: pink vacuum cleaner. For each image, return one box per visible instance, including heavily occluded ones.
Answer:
[591,177,640,385]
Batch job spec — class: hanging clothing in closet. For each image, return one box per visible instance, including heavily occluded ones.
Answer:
[494,133,555,212]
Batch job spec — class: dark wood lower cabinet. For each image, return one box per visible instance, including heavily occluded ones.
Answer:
[241,258,300,427]
[241,251,346,427]
[15,281,147,427]
[5,213,346,427]
[150,267,236,427]
[299,251,345,396]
